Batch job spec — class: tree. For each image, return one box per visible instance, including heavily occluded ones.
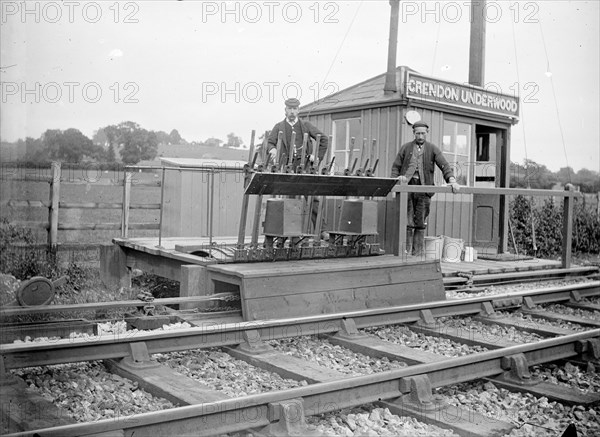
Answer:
[169,129,183,145]
[510,159,556,189]
[155,131,170,145]
[39,128,103,162]
[98,121,159,164]
[106,144,116,162]
[556,166,574,184]
[23,137,45,161]
[92,128,108,146]
[574,168,600,193]
[117,122,159,164]
[225,132,243,148]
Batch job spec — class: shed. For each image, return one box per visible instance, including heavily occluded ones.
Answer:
[159,157,251,238]
[299,66,520,254]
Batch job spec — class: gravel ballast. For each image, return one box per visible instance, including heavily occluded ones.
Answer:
[438,379,599,437]
[153,348,306,397]
[12,361,176,423]
[363,324,488,357]
[269,335,407,375]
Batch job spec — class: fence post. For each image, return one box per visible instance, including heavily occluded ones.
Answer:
[156,167,166,249]
[561,185,574,268]
[47,161,61,249]
[393,190,408,257]
[121,170,132,238]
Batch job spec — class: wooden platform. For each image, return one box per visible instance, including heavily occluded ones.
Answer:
[112,236,564,275]
[105,236,569,319]
[207,256,445,320]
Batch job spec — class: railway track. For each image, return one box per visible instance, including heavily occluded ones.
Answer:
[1,278,599,436]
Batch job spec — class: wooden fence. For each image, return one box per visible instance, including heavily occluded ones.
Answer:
[1,162,161,249]
[0,162,587,270]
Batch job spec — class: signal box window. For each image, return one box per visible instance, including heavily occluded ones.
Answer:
[332,118,361,173]
[439,120,472,186]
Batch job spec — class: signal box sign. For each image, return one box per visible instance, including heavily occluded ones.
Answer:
[405,71,519,119]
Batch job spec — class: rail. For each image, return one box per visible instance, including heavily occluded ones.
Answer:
[2,281,597,369]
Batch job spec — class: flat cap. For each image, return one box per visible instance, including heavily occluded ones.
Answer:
[412,121,429,129]
[284,98,300,108]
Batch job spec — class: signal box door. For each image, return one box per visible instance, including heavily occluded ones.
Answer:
[472,126,506,253]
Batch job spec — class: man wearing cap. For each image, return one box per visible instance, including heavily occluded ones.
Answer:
[391,120,460,256]
[267,98,328,167]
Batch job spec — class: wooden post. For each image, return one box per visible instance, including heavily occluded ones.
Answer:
[393,190,408,257]
[561,185,574,268]
[208,170,215,257]
[180,265,208,310]
[47,161,61,249]
[121,171,132,238]
[384,0,399,94]
[468,0,486,87]
[237,131,256,248]
[156,167,166,248]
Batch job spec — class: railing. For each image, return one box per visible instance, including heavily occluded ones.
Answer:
[391,184,581,268]
[2,161,583,270]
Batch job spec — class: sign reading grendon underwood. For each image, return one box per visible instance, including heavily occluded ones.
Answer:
[405,71,519,119]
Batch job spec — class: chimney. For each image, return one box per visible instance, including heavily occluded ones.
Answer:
[468,1,486,86]
[384,0,400,94]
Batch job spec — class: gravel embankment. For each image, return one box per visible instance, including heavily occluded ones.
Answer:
[12,361,176,423]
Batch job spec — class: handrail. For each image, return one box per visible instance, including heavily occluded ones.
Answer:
[391,183,579,268]
[391,183,582,197]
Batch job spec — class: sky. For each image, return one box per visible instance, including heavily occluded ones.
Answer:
[1,0,598,172]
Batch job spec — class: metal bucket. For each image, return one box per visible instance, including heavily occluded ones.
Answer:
[442,236,464,263]
[424,236,443,260]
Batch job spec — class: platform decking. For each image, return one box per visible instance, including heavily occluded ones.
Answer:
[112,236,564,278]
[104,236,579,320]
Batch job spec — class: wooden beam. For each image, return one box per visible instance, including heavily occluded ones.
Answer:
[468,0,486,87]
[562,185,575,268]
[47,162,61,248]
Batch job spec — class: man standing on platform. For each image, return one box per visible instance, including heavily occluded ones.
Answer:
[267,98,328,167]
[391,120,460,256]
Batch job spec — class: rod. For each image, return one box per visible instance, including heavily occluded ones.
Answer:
[156,166,166,248]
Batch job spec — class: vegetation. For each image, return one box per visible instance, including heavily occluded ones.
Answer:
[509,195,600,259]
[510,159,600,193]
[1,121,247,166]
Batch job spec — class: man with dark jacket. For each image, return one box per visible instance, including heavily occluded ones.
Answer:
[267,98,328,167]
[391,120,460,256]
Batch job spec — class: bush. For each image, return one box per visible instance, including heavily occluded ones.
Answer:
[509,195,600,257]
[0,218,58,280]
